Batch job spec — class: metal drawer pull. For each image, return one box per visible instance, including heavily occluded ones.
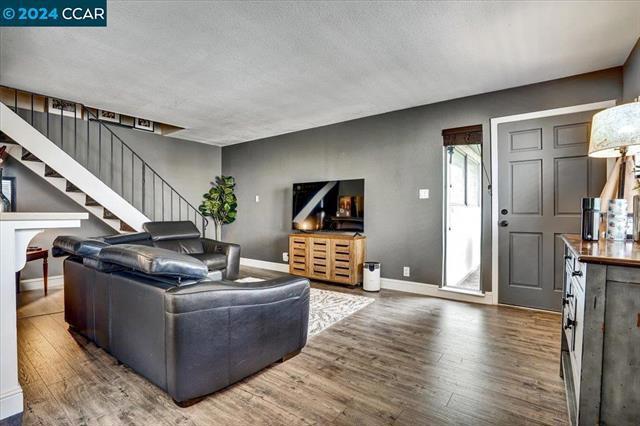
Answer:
[564,254,572,260]
[571,270,583,277]
[564,318,576,330]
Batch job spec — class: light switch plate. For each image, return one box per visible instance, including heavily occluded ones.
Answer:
[403,266,410,277]
[255,195,260,203]
[419,189,429,199]
[282,252,289,262]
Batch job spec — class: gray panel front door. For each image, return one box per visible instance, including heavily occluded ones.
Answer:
[498,111,606,311]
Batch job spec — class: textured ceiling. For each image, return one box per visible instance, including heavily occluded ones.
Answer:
[1,1,639,146]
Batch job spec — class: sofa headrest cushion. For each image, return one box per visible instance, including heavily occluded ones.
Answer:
[83,257,125,273]
[102,232,152,245]
[143,221,201,241]
[52,235,109,258]
[99,244,208,280]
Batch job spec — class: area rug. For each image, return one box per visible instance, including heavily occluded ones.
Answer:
[235,277,374,337]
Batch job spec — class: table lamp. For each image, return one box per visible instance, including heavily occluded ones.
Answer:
[589,102,640,198]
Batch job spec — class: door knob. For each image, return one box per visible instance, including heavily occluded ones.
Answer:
[499,220,509,227]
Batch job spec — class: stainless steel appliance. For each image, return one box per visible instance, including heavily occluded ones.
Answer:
[581,197,601,241]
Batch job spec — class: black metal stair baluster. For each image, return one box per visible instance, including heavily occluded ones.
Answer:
[13,89,17,112]
[74,105,77,159]
[30,93,34,125]
[121,142,124,196]
[110,134,113,188]
[162,181,165,221]
[60,101,63,149]
[170,191,173,220]
[98,124,101,180]
[142,162,146,216]
[131,151,134,206]
[46,98,49,138]
[153,174,156,220]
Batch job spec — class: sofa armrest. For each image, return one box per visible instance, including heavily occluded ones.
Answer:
[201,238,241,280]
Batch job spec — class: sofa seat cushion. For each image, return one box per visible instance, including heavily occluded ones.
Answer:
[52,235,109,258]
[190,252,227,271]
[99,244,208,281]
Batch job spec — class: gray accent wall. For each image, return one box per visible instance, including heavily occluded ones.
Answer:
[3,127,221,281]
[222,68,622,291]
[623,37,640,102]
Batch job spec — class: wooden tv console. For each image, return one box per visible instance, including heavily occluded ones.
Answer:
[288,233,366,287]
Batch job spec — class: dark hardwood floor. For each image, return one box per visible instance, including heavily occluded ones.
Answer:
[16,266,567,425]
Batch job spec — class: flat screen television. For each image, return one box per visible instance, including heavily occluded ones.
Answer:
[292,179,364,232]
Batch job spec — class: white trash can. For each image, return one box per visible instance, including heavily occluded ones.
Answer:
[363,261,381,292]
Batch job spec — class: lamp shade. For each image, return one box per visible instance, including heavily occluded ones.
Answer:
[588,102,640,158]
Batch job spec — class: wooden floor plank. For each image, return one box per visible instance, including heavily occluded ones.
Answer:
[15,265,568,425]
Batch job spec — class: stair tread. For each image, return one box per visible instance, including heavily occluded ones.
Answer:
[44,165,63,178]
[103,209,118,219]
[66,182,82,192]
[120,222,136,232]
[21,149,42,162]
[0,132,16,143]
[85,196,100,206]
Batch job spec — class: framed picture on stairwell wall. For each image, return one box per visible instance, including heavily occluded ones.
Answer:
[134,117,154,132]
[47,97,82,119]
[98,109,120,123]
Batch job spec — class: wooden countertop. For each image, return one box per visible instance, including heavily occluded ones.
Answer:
[562,234,640,267]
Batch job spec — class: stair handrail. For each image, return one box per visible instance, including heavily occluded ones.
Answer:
[0,85,209,235]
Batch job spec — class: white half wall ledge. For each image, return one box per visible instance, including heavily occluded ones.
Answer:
[239,257,495,305]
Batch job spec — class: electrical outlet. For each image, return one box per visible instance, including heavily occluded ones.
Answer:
[255,195,260,203]
[403,266,410,277]
[282,252,289,262]
[419,189,429,199]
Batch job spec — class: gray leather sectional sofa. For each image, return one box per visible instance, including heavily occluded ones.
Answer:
[53,223,310,406]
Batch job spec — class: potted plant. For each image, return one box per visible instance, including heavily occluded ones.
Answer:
[198,175,237,240]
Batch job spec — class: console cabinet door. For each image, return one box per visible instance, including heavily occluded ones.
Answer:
[289,236,308,276]
[309,238,331,280]
[331,239,354,284]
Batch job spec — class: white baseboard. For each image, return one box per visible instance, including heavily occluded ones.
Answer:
[240,257,289,273]
[239,257,495,305]
[380,277,494,305]
[0,387,23,421]
[19,275,64,292]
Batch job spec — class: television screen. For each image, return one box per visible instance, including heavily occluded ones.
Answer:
[292,179,364,232]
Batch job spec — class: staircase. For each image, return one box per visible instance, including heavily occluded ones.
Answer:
[0,87,207,235]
